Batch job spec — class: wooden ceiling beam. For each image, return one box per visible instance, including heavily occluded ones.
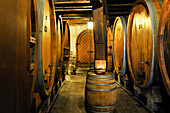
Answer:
[54,1,90,4]
[61,14,92,17]
[55,9,92,11]
[107,3,134,7]
[108,12,130,15]
[55,11,92,15]
[55,6,92,9]
[62,17,91,19]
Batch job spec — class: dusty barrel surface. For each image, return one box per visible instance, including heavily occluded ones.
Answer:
[127,0,163,88]
[0,0,31,113]
[158,0,170,95]
[113,16,127,76]
[85,72,117,113]
[36,0,57,96]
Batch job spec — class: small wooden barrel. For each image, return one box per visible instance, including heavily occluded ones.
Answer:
[0,0,31,113]
[113,16,127,76]
[36,0,57,96]
[30,0,38,103]
[85,72,116,112]
[158,0,170,95]
[62,22,70,76]
[107,27,113,71]
[127,0,163,88]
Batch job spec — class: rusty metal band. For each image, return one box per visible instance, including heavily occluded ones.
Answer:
[86,81,116,86]
[86,104,115,113]
[86,87,116,92]
[87,109,115,113]
[87,77,115,81]
[88,74,114,78]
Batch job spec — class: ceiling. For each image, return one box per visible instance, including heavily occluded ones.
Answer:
[54,0,136,24]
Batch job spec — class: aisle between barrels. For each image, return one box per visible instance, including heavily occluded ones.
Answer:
[50,75,87,113]
[50,74,149,113]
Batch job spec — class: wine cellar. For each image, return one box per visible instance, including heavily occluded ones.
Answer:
[0,0,169,113]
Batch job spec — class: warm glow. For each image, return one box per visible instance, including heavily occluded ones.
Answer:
[88,22,93,29]
[95,60,106,70]
[97,66,104,69]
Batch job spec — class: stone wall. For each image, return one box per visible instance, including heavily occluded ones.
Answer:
[68,23,88,74]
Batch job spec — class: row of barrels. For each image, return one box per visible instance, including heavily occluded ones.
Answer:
[86,0,169,112]
[0,0,70,113]
[107,0,170,95]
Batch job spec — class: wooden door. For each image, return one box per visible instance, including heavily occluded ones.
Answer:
[76,29,94,67]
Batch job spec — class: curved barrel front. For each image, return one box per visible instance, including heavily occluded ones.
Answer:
[158,0,170,96]
[127,0,163,88]
[113,16,127,76]
[36,0,57,96]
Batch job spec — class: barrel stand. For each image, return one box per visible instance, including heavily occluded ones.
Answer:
[134,84,162,111]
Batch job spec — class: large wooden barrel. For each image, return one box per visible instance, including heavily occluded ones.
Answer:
[56,16,63,83]
[62,22,70,77]
[107,27,113,71]
[158,0,170,96]
[127,0,163,88]
[30,0,38,103]
[85,72,116,112]
[113,16,127,76]
[0,0,31,113]
[36,0,57,96]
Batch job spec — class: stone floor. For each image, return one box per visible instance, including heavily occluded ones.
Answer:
[50,74,150,113]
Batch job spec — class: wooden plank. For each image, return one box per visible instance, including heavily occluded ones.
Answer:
[30,36,36,43]
[54,1,90,4]
[67,20,90,24]
[62,17,91,20]
[55,9,92,11]
[55,11,92,14]
[62,14,92,17]
[55,6,92,9]
[109,12,130,15]
[30,63,36,70]
[108,3,134,7]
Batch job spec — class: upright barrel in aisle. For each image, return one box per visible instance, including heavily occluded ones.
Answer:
[0,0,31,113]
[36,0,57,96]
[127,0,163,88]
[158,0,170,95]
[85,72,116,112]
[113,16,127,76]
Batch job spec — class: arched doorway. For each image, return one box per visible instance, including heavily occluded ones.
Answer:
[76,29,94,67]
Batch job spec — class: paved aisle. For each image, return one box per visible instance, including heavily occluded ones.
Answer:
[50,75,86,113]
[50,74,149,113]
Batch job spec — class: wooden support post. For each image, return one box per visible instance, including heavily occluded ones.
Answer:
[93,6,107,68]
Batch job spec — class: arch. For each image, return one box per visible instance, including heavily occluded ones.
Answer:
[76,29,95,67]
